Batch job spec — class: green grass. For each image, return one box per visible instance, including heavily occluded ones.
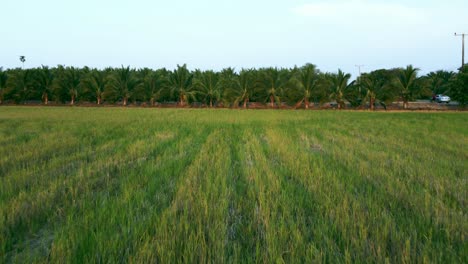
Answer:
[0,107,466,263]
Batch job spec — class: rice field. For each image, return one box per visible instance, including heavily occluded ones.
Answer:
[0,107,466,263]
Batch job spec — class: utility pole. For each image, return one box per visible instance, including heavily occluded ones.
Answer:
[355,65,365,96]
[355,64,365,84]
[454,33,466,68]
[355,64,365,77]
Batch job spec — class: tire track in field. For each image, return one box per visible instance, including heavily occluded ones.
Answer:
[264,127,376,262]
[134,129,232,263]
[318,133,466,262]
[223,124,266,262]
[0,123,144,206]
[344,125,466,213]
[312,123,466,224]
[1,128,183,261]
[45,127,211,263]
[294,125,433,262]
[260,128,346,263]
[0,131,82,178]
[324,124,466,214]
[0,122,141,201]
[262,125,345,262]
[304,118,465,217]
[284,125,465,262]
[0,135,119,205]
[235,127,315,263]
[1,135,136,261]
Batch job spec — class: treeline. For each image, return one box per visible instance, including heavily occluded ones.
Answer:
[0,64,466,109]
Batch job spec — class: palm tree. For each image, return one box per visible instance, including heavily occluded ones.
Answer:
[0,67,7,104]
[258,67,287,108]
[142,69,167,106]
[426,70,455,95]
[360,74,387,110]
[35,66,54,104]
[61,67,81,105]
[393,65,419,109]
[447,65,468,106]
[224,69,257,108]
[52,66,82,105]
[167,64,195,106]
[19,56,26,69]
[6,69,33,103]
[81,69,107,105]
[193,70,221,107]
[327,69,353,109]
[134,68,152,103]
[106,66,141,106]
[289,64,319,109]
[220,67,236,78]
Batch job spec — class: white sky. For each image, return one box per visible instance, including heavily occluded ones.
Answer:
[0,0,467,78]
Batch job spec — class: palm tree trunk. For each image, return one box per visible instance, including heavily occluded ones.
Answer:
[210,99,213,108]
[243,98,248,109]
[179,95,185,107]
[270,95,274,108]
[150,97,154,106]
[43,93,48,105]
[123,97,127,106]
[370,97,374,111]
[97,95,101,105]
[294,99,303,109]
[71,95,75,105]
[305,98,309,109]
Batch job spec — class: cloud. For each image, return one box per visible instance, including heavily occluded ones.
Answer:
[291,0,429,25]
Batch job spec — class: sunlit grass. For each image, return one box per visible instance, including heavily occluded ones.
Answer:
[0,107,466,263]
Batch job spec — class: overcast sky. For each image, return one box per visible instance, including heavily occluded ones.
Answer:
[1,0,467,78]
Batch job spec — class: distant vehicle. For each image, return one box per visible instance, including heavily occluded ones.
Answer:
[435,94,450,103]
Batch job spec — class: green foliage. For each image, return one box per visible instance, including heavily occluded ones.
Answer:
[5,69,34,103]
[139,69,167,106]
[223,69,257,108]
[193,70,221,107]
[0,64,465,107]
[0,68,7,104]
[105,66,141,105]
[256,67,289,107]
[425,70,455,95]
[0,107,466,262]
[286,64,322,108]
[34,66,54,104]
[360,71,396,110]
[393,65,420,108]
[447,65,468,106]
[53,66,82,104]
[167,64,195,106]
[326,69,354,109]
[80,69,108,104]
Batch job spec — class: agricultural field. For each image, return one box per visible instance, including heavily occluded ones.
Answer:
[0,106,466,263]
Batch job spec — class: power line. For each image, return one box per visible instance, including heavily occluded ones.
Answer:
[454,33,466,68]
